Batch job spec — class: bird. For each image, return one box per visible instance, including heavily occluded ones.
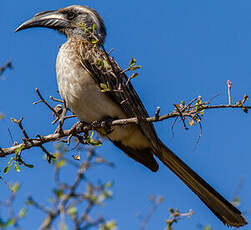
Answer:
[16,5,247,227]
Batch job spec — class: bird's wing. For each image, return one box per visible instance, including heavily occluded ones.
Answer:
[76,40,160,151]
[75,41,248,227]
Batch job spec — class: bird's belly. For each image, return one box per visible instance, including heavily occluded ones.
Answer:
[56,41,151,149]
[57,62,125,122]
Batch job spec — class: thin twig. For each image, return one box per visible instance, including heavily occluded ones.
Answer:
[11,117,29,139]
[0,60,13,76]
[154,107,161,120]
[171,117,179,137]
[8,128,15,144]
[54,101,68,134]
[107,48,114,55]
[139,196,163,230]
[50,96,64,103]
[34,88,60,118]
[194,120,203,149]
[227,80,232,105]
[203,93,220,105]
[174,104,188,130]
[1,103,251,157]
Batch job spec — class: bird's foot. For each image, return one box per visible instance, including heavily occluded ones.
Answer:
[91,118,113,134]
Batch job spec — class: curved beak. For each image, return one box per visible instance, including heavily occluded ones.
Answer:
[15,10,69,32]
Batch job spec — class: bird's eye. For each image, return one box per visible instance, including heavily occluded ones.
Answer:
[66,11,76,20]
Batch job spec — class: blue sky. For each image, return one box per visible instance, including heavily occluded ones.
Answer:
[1,0,251,229]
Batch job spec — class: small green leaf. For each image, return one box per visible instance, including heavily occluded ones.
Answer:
[68,205,77,217]
[189,119,195,127]
[60,223,68,230]
[4,163,12,174]
[195,96,204,115]
[18,207,27,218]
[15,145,24,155]
[100,83,107,89]
[14,162,20,172]
[0,113,5,120]
[89,139,102,146]
[129,58,136,67]
[53,189,64,198]
[5,218,15,227]
[8,157,14,165]
[104,181,113,188]
[103,60,111,70]
[130,65,141,71]
[204,225,212,230]
[169,208,175,214]
[92,23,96,33]
[89,131,94,138]
[100,82,111,93]
[88,194,98,204]
[100,220,117,230]
[56,159,66,168]
[14,145,24,160]
[10,182,20,193]
[96,59,103,66]
[25,197,34,206]
[232,197,240,207]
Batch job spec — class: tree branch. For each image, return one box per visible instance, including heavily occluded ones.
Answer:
[0,102,250,158]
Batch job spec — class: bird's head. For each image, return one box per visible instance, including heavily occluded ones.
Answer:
[15,5,106,44]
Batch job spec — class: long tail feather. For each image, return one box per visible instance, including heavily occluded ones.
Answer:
[154,142,247,227]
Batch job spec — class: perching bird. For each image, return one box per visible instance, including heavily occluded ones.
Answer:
[16,5,247,227]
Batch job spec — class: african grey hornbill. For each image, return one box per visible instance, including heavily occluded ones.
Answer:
[16,5,247,227]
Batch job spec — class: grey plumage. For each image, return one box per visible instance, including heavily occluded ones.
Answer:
[16,5,247,227]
